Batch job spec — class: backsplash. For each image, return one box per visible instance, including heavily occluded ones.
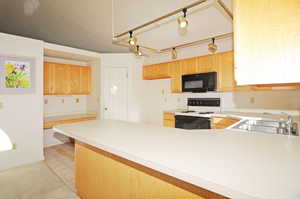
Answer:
[44,95,88,117]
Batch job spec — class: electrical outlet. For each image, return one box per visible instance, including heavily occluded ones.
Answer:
[250,97,255,104]
[75,98,80,103]
[12,143,16,150]
[44,99,48,104]
[61,99,64,104]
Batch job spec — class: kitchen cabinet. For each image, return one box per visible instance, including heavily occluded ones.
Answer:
[234,0,300,85]
[53,63,71,94]
[211,117,240,129]
[143,63,170,80]
[44,62,55,94]
[216,51,235,92]
[163,112,175,128]
[168,61,182,93]
[179,57,198,75]
[197,54,216,73]
[44,62,91,95]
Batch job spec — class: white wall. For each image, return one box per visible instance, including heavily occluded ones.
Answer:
[0,33,44,171]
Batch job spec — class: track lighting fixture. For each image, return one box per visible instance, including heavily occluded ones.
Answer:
[171,48,177,59]
[135,45,142,56]
[128,31,138,46]
[208,38,218,54]
[177,8,188,29]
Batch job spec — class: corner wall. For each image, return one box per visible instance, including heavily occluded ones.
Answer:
[0,33,44,171]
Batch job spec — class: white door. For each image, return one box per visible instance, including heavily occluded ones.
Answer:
[103,67,128,121]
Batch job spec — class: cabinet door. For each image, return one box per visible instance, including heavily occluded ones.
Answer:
[80,67,91,94]
[44,62,54,94]
[197,55,216,73]
[168,61,182,93]
[234,0,300,85]
[53,63,70,94]
[180,57,198,75]
[70,65,81,94]
[143,63,170,80]
[217,51,235,92]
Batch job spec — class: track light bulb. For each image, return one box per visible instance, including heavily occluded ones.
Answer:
[135,45,142,56]
[178,8,188,29]
[208,38,218,54]
[128,31,138,46]
[171,48,177,59]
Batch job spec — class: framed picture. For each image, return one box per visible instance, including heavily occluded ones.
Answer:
[0,56,35,93]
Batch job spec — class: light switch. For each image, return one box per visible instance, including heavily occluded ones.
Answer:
[44,99,48,104]
[61,99,64,104]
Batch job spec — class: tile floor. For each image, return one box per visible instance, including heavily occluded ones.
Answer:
[0,162,79,199]
[0,143,77,199]
[44,143,75,192]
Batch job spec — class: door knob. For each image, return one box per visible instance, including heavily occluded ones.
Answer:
[104,107,108,111]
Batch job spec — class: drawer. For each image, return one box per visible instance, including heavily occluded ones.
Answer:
[163,113,175,121]
[163,120,175,128]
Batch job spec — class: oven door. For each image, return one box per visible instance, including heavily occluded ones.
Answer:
[175,115,211,130]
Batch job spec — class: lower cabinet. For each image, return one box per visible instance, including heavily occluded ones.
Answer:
[75,141,228,199]
[163,113,175,127]
[211,117,240,129]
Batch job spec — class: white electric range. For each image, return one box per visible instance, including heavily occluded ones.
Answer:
[174,98,221,129]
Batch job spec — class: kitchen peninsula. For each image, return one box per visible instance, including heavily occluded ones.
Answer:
[54,120,300,199]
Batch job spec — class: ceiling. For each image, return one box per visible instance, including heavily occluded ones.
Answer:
[0,0,232,53]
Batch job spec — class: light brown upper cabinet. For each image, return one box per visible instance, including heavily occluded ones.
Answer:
[143,63,170,80]
[216,51,235,92]
[233,0,300,85]
[44,62,91,95]
[168,61,182,93]
[179,57,198,75]
[197,54,216,73]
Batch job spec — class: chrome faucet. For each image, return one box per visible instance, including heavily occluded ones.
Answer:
[281,113,298,136]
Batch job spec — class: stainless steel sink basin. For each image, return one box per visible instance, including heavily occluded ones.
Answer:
[231,119,298,136]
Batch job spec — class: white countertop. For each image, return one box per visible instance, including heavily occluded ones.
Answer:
[54,120,300,199]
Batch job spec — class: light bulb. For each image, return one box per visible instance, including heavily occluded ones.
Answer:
[171,48,177,59]
[177,16,188,29]
[135,45,143,56]
[128,31,138,46]
[208,38,218,54]
[129,36,137,46]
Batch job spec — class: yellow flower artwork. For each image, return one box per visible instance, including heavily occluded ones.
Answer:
[4,60,31,88]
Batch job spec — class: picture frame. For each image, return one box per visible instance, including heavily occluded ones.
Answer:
[0,56,35,93]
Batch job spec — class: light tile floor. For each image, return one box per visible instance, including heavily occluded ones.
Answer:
[44,143,75,192]
[0,162,79,199]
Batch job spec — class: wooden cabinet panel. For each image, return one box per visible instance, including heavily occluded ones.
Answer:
[163,113,175,120]
[53,63,70,94]
[70,65,81,94]
[211,117,240,129]
[168,62,182,93]
[163,113,175,128]
[44,62,54,94]
[143,63,170,80]
[44,62,91,95]
[216,51,235,92]
[197,55,216,73]
[80,66,91,94]
[163,120,175,128]
[180,57,198,75]
[234,0,300,85]
[75,142,228,199]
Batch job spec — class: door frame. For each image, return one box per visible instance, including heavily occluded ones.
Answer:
[100,66,128,121]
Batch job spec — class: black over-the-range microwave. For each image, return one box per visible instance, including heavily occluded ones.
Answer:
[182,72,217,93]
